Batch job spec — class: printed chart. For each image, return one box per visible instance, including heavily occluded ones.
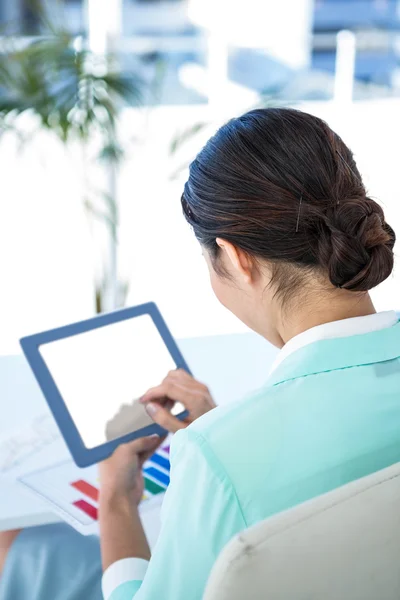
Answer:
[18,442,171,535]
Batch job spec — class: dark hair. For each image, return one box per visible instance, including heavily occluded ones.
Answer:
[182,108,395,294]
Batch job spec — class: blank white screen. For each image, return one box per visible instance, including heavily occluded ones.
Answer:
[39,314,180,448]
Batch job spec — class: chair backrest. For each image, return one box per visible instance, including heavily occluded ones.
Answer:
[203,462,400,600]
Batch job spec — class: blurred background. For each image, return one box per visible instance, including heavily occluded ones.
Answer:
[1,0,399,351]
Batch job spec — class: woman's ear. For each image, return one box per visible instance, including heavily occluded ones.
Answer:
[215,238,257,284]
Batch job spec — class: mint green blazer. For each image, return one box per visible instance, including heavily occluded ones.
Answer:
[111,321,400,600]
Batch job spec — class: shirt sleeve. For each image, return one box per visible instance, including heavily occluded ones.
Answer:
[102,427,247,600]
[102,558,148,600]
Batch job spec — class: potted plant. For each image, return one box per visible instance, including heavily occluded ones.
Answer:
[0,5,146,312]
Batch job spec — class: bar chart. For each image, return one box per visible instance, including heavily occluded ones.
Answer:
[18,442,171,534]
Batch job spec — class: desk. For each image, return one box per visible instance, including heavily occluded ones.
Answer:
[0,332,277,532]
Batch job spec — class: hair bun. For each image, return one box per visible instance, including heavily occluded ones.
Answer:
[317,197,395,291]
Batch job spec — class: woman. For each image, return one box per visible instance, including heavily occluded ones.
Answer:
[1,108,399,600]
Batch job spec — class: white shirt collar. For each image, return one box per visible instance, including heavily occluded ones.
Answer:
[270,310,399,375]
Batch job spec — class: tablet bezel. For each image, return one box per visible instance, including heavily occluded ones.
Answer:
[20,302,191,467]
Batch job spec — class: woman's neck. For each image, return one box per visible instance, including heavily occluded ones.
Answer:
[277,292,376,346]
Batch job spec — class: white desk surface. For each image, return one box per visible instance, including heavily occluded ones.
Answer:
[0,333,277,532]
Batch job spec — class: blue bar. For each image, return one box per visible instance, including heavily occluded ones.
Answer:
[149,453,170,472]
[144,466,170,487]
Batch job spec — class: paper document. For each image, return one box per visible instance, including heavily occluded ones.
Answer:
[18,439,171,537]
[0,414,61,474]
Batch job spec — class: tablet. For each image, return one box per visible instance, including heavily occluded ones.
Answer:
[20,303,191,467]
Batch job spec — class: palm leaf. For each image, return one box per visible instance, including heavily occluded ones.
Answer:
[98,142,124,164]
[101,73,143,105]
[170,121,208,155]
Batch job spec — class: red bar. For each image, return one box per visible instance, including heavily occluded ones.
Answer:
[71,479,99,502]
[73,499,98,520]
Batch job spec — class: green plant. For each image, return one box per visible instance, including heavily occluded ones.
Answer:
[0,7,145,311]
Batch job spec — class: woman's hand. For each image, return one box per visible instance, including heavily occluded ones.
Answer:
[99,434,162,507]
[140,369,216,433]
[99,436,162,568]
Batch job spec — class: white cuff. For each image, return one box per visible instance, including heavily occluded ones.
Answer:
[102,557,149,600]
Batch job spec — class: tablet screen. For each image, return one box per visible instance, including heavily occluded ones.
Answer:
[39,314,183,449]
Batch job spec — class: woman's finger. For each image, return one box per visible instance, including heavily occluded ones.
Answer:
[164,368,192,382]
[141,381,203,406]
[137,435,167,466]
[166,369,209,389]
[145,402,187,433]
[122,434,161,457]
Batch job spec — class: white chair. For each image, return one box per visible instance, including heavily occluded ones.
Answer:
[204,462,400,600]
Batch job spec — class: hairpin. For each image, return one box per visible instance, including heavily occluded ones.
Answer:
[295,193,303,233]
[336,150,352,169]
